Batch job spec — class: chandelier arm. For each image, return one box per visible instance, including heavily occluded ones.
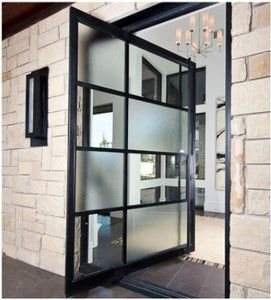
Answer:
[200,51,207,58]
[201,44,213,51]
[191,43,199,51]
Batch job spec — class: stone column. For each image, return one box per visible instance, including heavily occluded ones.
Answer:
[230,2,270,298]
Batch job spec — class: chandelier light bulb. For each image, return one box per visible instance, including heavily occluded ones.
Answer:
[202,12,209,32]
[189,15,196,32]
[208,15,215,32]
[217,30,223,47]
[176,28,182,45]
[204,30,210,46]
[185,29,191,45]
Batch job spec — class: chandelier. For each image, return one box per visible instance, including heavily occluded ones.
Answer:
[175,12,223,58]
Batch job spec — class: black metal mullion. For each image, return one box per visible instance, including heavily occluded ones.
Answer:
[82,87,90,147]
[187,60,196,253]
[77,80,189,112]
[225,3,232,298]
[65,9,78,297]
[77,146,184,157]
[74,199,188,218]
[123,40,129,265]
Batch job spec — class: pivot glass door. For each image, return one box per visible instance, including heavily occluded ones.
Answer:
[66,7,196,296]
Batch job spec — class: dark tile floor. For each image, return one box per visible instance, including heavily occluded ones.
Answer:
[127,257,225,298]
[2,256,145,298]
[2,255,224,298]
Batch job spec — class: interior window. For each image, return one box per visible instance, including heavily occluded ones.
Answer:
[195,113,206,180]
[142,57,162,101]
[166,155,178,178]
[140,154,160,180]
[92,104,113,148]
[140,187,161,204]
[167,67,206,107]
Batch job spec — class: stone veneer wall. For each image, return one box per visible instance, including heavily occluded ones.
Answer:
[2,2,150,276]
[230,2,270,298]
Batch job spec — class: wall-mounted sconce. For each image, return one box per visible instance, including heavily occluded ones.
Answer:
[25,67,49,146]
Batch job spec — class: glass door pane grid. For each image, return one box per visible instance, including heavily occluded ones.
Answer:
[77,81,189,112]
[69,12,194,287]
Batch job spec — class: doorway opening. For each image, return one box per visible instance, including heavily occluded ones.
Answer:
[66,3,231,298]
[119,3,227,298]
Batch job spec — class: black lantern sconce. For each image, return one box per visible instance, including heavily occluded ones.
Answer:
[25,67,49,146]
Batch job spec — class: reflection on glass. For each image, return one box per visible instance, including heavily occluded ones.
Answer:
[196,188,205,209]
[167,72,180,107]
[180,155,187,200]
[93,104,113,148]
[196,113,205,180]
[128,99,183,153]
[76,151,123,212]
[142,57,161,101]
[141,154,160,180]
[166,155,178,178]
[165,186,179,201]
[74,212,123,277]
[167,67,205,107]
[77,87,124,148]
[195,68,206,105]
[140,187,160,204]
[129,44,178,102]
[78,23,125,91]
[129,154,186,205]
[127,204,187,261]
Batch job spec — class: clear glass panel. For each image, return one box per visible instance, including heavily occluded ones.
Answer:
[74,211,123,278]
[28,77,34,134]
[195,113,205,179]
[142,58,162,101]
[128,154,185,205]
[78,23,125,91]
[166,72,180,106]
[179,68,206,107]
[76,151,123,212]
[140,187,160,204]
[129,45,179,103]
[216,96,226,189]
[77,86,125,148]
[166,155,178,178]
[196,188,205,209]
[196,68,206,105]
[127,203,187,261]
[180,154,187,201]
[128,99,188,153]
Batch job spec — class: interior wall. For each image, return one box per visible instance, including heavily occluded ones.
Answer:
[136,3,226,213]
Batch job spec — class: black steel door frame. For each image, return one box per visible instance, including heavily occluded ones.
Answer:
[66,2,231,298]
[66,6,196,297]
[115,2,231,298]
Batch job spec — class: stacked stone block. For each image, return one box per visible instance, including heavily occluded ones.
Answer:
[2,1,152,277]
[230,2,270,298]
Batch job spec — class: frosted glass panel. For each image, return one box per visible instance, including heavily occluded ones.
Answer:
[129,45,178,103]
[76,151,123,212]
[127,203,187,261]
[78,23,125,91]
[129,99,188,153]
